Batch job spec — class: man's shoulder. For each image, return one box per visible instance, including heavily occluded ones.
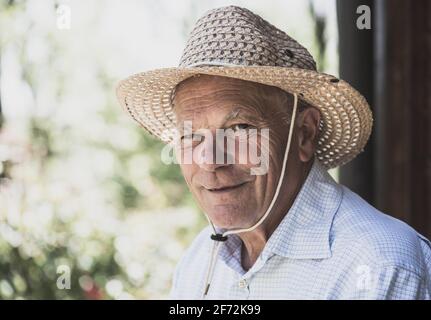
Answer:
[175,226,213,271]
[180,225,212,257]
[331,185,431,274]
[169,226,213,299]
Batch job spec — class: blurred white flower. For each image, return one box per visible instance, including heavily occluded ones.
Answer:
[105,279,123,298]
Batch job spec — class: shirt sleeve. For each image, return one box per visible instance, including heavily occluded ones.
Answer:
[168,226,213,300]
[351,265,431,300]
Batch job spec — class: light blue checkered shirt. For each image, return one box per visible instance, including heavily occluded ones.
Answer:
[170,160,431,299]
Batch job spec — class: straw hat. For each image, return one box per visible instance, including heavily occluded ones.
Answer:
[116,5,373,169]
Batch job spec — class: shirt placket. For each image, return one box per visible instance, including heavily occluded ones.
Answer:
[235,254,270,299]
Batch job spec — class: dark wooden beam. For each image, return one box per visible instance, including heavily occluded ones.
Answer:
[337,0,375,204]
[374,0,431,237]
[337,0,431,238]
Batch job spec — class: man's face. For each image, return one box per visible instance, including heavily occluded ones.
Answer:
[173,75,294,229]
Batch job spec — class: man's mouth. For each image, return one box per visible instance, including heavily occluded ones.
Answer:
[206,182,248,193]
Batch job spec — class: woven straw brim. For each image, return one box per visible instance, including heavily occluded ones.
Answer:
[116,66,373,169]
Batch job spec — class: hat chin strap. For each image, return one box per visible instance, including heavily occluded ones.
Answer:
[201,93,299,299]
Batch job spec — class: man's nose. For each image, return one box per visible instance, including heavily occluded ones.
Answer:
[194,132,230,172]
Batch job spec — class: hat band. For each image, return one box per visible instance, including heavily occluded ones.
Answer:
[186,61,246,68]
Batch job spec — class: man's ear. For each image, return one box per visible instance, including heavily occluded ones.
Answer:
[296,107,321,162]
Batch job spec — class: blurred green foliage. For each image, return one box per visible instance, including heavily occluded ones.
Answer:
[0,0,205,299]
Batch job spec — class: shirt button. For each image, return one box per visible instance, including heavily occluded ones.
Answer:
[238,279,247,289]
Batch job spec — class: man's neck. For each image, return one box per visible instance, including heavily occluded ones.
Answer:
[238,160,313,271]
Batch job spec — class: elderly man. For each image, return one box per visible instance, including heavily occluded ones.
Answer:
[117,6,431,299]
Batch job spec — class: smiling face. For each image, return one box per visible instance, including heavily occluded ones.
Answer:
[172,75,303,229]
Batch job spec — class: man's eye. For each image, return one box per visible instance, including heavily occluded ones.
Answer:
[181,134,193,141]
[231,123,251,132]
[181,133,203,143]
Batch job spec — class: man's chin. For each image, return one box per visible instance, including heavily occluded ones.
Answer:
[206,204,252,229]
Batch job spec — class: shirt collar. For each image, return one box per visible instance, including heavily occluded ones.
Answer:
[262,159,342,260]
[217,159,342,265]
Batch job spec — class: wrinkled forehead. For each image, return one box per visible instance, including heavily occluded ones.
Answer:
[172,74,292,122]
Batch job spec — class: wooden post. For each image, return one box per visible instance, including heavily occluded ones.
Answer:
[337,0,431,238]
[374,0,431,237]
[337,0,375,204]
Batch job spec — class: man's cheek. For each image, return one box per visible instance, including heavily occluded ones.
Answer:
[268,135,285,163]
[247,130,270,176]
[179,164,194,187]
[175,145,194,165]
